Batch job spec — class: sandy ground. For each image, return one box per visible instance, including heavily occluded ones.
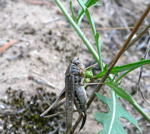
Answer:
[0,0,150,134]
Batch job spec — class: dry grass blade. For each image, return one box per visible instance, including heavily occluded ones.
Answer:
[24,0,53,6]
[0,40,17,54]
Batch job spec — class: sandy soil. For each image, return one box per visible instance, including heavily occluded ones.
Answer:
[0,0,150,134]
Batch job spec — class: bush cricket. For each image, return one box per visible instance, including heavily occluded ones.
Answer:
[40,57,88,133]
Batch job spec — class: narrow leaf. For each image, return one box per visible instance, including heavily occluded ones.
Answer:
[86,8,96,36]
[69,0,77,22]
[77,0,99,24]
[106,81,134,104]
[96,33,103,70]
[85,0,99,8]
[95,59,150,78]
[111,59,150,74]
[77,0,86,10]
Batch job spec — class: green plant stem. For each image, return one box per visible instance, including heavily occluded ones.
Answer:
[77,9,84,23]
[54,0,99,63]
[132,100,150,122]
[108,91,116,134]
[77,0,104,70]
[70,4,150,133]
[96,34,104,71]
[85,10,104,70]
[54,1,150,133]
[77,0,103,70]
[69,0,77,22]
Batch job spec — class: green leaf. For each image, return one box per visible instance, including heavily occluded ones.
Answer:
[54,0,99,62]
[95,93,141,134]
[77,0,86,10]
[69,0,77,22]
[95,59,150,78]
[77,0,99,24]
[85,0,99,8]
[77,0,97,37]
[111,59,150,74]
[96,33,103,70]
[106,81,150,123]
[94,65,108,78]
[77,0,103,68]
[86,8,96,36]
[106,81,134,104]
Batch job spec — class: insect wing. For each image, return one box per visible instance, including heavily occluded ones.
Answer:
[65,65,75,133]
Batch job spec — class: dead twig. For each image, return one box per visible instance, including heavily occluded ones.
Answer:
[44,110,78,118]
[71,4,150,134]
[126,24,150,50]
[28,75,57,90]
[137,34,150,104]
[44,111,65,118]
[24,0,53,6]
[0,40,17,54]
[55,26,138,32]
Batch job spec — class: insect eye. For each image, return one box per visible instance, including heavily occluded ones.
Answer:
[75,61,80,65]
[72,57,80,65]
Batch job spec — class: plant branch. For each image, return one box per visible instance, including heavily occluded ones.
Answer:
[109,4,150,70]
[71,4,150,133]
[126,24,150,50]
[54,0,99,63]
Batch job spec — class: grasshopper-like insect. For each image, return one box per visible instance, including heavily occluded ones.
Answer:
[40,57,88,133]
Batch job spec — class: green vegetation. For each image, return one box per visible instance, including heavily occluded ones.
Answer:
[54,0,150,133]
